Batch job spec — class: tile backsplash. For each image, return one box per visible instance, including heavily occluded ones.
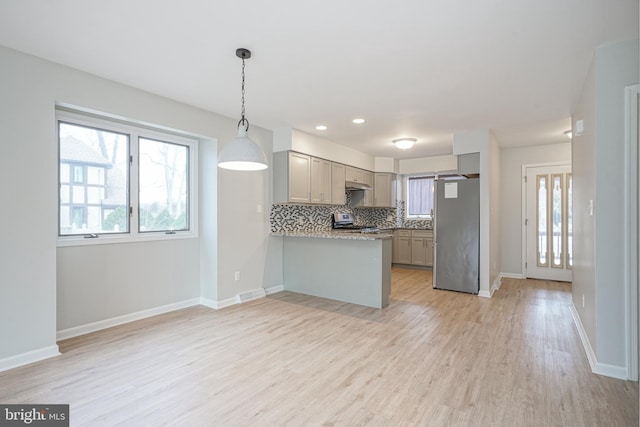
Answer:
[270,198,431,233]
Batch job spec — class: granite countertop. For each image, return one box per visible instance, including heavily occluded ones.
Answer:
[272,230,393,240]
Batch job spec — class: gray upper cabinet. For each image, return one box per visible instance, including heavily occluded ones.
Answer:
[457,152,480,176]
[274,151,310,203]
[345,166,365,183]
[363,171,375,206]
[330,163,346,205]
[274,151,334,205]
[374,173,397,207]
[310,157,331,204]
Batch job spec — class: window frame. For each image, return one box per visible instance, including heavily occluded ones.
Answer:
[56,109,198,247]
[405,175,435,219]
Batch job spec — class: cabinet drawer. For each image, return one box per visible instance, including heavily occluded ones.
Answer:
[395,230,411,237]
[411,230,433,238]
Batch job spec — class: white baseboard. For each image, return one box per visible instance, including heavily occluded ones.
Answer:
[200,297,236,310]
[500,272,523,279]
[200,285,284,310]
[0,345,60,373]
[265,284,284,295]
[56,298,201,340]
[569,302,627,380]
[478,290,491,298]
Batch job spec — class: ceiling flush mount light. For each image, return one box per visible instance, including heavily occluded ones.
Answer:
[393,138,417,150]
[315,125,328,131]
[218,48,268,171]
[352,118,365,124]
[563,130,572,139]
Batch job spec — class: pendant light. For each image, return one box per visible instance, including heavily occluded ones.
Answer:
[218,48,268,171]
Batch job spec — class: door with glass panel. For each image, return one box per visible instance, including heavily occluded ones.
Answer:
[525,164,572,282]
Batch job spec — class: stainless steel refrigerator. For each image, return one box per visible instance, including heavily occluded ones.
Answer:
[433,177,480,294]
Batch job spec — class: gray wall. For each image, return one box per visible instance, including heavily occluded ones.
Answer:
[499,143,571,276]
[0,45,280,362]
[573,38,639,369]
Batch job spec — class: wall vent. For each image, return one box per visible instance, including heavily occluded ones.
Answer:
[237,288,266,303]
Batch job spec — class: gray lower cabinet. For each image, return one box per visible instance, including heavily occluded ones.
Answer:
[394,229,433,267]
[393,230,411,264]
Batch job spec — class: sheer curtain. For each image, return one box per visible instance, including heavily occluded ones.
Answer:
[407,177,434,216]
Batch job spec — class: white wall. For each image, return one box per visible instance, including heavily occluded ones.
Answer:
[489,133,501,290]
[573,38,639,375]
[0,45,280,366]
[499,143,571,275]
[398,155,457,175]
[274,128,375,170]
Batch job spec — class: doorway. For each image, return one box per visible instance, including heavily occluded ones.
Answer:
[524,163,572,282]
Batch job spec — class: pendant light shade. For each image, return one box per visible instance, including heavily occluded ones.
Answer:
[218,126,268,171]
[218,48,268,171]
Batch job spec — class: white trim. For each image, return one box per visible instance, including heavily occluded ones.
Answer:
[569,302,628,380]
[593,362,628,380]
[200,285,284,310]
[199,296,236,310]
[624,84,639,381]
[56,298,200,340]
[0,345,60,373]
[55,108,199,247]
[488,272,522,296]
[570,302,598,371]
[478,290,492,298]
[266,285,284,295]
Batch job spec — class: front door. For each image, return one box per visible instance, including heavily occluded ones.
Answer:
[525,164,572,282]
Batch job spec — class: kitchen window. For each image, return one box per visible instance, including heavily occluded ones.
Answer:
[57,110,197,245]
[406,176,435,218]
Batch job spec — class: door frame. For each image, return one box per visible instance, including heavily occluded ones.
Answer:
[521,161,571,280]
[624,84,639,381]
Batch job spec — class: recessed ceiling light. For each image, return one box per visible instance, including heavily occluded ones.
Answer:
[393,138,417,150]
[315,125,327,130]
[352,118,365,124]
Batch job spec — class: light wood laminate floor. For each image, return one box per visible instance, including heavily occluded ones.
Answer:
[1,268,637,426]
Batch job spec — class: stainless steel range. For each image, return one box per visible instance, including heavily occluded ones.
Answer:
[331,213,380,233]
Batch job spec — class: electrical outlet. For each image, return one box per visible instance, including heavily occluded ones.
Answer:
[234,271,240,281]
[582,294,585,308]
[257,204,262,213]
[297,217,305,225]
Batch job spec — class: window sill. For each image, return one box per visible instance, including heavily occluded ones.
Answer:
[56,230,198,247]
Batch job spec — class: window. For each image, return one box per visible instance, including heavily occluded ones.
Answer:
[406,176,435,218]
[57,110,197,244]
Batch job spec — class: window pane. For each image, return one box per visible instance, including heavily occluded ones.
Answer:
[407,177,434,216]
[536,175,548,266]
[139,138,189,232]
[59,122,129,235]
[567,174,573,268]
[551,174,563,268]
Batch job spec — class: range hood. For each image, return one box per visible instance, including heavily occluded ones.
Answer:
[345,181,372,191]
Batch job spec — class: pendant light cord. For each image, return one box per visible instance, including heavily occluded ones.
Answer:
[239,55,249,131]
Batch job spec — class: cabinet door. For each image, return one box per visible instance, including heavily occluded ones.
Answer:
[394,231,412,264]
[346,166,364,183]
[425,237,434,267]
[363,171,375,206]
[310,157,332,204]
[411,237,427,265]
[374,173,396,207]
[289,152,311,203]
[331,163,346,205]
[320,159,332,203]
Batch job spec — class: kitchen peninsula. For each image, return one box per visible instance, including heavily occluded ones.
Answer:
[278,231,393,309]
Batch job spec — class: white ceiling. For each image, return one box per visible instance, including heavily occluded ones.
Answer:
[0,0,637,159]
